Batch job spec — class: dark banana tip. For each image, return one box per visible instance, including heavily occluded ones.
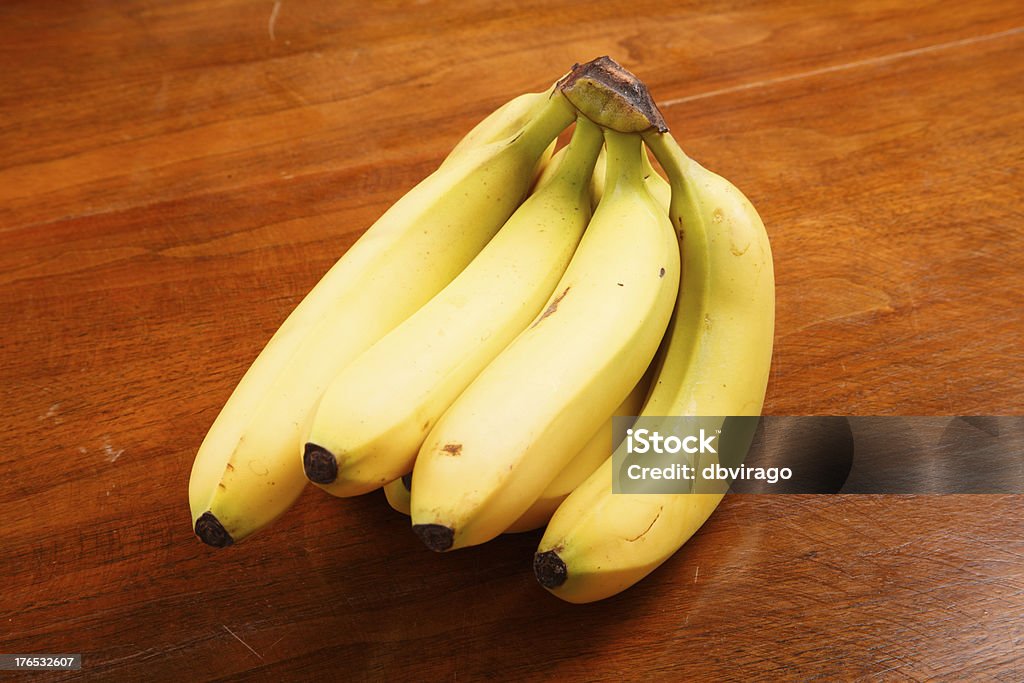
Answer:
[400,472,413,492]
[412,524,454,552]
[303,442,338,484]
[195,512,234,548]
[534,550,568,588]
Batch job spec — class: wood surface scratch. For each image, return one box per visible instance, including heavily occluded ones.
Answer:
[223,625,263,660]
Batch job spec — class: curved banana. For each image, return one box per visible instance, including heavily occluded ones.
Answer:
[381,372,648,526]
[504,371,649,533]
[534,130,775,603]
[303,117,603,496]
[188,89,575,547]
[410,129,680,552]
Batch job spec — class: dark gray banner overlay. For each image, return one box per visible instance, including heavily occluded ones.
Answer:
[611,416,1024,494]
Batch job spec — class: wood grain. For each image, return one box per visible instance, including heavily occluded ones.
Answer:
[1,0,1022,680]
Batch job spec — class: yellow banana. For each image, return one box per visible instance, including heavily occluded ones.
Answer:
[504,371,649,533]
[534,129,775,603]
[410,129,680,552]
[381,371,648,527]
[188,88,575,547]
[303,117,603,496]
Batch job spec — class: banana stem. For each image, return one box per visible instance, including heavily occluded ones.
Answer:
[511,89,578,156]
[554,116,605,188]
[601,130,645,199]
[642,131,702,236]
[641,131,688,186]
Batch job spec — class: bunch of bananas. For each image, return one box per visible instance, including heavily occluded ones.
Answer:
[188,56,774,603]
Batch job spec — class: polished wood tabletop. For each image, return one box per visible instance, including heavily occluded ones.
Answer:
[2,1,1022,679]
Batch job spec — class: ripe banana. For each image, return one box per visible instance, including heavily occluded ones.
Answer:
[188,88,575,547]
[410,129,680,552]
[504,370,649,533]
[381,371,649,527]
[303,117,603,496]
[534,129,775,603]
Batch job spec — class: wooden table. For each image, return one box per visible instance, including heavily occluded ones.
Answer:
[3,1,1022,679]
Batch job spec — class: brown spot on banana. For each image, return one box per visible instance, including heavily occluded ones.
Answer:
[531,286,571,328]
[441,443,462,456]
